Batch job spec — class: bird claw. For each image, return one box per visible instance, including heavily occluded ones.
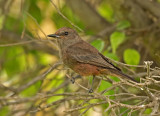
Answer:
[88,76,95,93]
[70,77,75,84]
[88,88,93,93]
[70,75,81,84]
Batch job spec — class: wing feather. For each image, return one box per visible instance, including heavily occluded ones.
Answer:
[66,41,120,70]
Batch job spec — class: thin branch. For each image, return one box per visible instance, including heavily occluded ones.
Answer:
[11,61,62,96]
[50,0,84,32]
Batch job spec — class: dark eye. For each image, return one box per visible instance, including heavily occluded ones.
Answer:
[64,32,68,35]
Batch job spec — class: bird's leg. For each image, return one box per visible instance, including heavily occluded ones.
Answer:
[88,75,95,93]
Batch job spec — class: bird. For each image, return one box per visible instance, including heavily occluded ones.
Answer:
[48,27,137,92]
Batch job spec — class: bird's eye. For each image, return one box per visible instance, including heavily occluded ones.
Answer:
[64,32,68,35]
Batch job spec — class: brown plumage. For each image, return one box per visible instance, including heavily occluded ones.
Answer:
[48,27,137,83]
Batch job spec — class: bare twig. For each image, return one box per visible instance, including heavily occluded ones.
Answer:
[50,0,84,32]
[11,61,62,96]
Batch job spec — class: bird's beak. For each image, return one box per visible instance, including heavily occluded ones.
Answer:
[47,34,60,38]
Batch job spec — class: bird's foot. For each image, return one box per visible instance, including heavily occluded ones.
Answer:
[88,88,93,93]
[70,77,75,84]
[70,75,81,84]
[88,76,95,93]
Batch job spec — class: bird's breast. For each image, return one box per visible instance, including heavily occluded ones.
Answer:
[61,49,101,76]
[61,50,77,67]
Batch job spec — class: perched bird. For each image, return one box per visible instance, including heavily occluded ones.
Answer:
[48,27,137,92]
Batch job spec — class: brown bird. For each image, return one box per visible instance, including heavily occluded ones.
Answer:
[48,27,137,92]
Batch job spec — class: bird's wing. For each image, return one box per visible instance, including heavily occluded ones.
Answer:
[66,41,121,71]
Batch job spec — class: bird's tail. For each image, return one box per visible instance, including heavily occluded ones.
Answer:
[101,68,138,83]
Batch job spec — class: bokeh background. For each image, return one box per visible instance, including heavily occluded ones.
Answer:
[0,0,160,116]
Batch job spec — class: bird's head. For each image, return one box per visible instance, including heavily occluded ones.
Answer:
[48,27,81,48]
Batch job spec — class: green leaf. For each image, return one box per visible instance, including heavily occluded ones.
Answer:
[110,31,126,53]
[117,20,131,30]
[123,49,140,65]
[91,39,105,52]
[98,3,115,22]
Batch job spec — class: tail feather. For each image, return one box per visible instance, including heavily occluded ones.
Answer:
[102,68,138,83]
[114,70,138,83]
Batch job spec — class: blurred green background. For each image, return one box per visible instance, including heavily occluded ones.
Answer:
[0,0,160,116]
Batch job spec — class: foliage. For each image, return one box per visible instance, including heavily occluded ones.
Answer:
[0,0,160,116]
[110,31,126,53]
[123,49,140,65]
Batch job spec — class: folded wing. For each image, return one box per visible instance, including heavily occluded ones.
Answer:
[67,41,121,71]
